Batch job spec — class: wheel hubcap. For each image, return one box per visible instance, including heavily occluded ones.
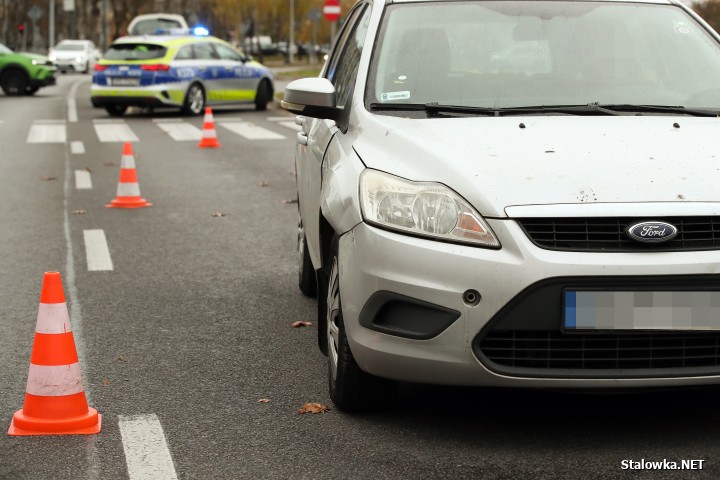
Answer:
[327,258,341,381]
[188,86,204,114]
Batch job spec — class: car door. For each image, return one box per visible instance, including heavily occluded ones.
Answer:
[298,3,372,269]
[191,42,222,104]
[212,42,257,103]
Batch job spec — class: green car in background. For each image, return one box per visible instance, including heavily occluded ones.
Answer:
[0,43,56,96]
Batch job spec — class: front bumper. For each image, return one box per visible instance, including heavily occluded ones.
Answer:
[339,221,720,388]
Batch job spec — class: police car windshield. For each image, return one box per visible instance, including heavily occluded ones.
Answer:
[105,43,167,61]
[368,1,720,111]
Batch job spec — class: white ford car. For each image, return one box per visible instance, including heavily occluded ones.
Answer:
[283,0,720,412]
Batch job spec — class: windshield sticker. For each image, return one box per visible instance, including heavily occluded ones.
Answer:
[673,21,692,34]
[381,91,411,102]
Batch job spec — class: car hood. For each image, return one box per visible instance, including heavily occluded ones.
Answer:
[353,114,720,217]
[50,50,86,59]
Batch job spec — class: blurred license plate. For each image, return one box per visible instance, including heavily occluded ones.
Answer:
[563,290,720,331]
[111,78,140,86]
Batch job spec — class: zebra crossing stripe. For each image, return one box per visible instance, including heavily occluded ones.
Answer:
[27,121,67,143]
[93,121,139,143]
[218,121,285,140]
[156,122,203,141]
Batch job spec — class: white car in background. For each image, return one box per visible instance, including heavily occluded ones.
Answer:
[49,40,100,73]
[127,13,189,36]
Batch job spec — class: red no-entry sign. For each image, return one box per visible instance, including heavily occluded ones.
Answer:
[323,0,341,22]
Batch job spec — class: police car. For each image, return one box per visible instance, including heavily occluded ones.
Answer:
[91,33,274,116]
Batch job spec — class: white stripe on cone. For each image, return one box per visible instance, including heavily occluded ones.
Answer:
[201,128,217,138]
[117,183,141,197]
[26,363,85,396]
[35,303,72,334]
[120,154,136,169]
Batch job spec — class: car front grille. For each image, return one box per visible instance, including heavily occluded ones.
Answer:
[517,217,720,252]
[479,330,720,374]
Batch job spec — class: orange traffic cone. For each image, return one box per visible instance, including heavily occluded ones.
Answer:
[197,107,221,148]
[106,142,152,208]
[8,272,101,436]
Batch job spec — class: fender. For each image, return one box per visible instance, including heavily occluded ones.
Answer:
[319,140,365,236]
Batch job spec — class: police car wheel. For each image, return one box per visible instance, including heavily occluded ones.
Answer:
[254,80,271,111]
[183,83,205,116]
[105,104,127,117]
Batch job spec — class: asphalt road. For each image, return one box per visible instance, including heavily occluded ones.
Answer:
[1,75,720,480]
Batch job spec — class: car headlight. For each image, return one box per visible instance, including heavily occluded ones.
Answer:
[32,59,40,65]
[360,169,500,248]
[48,54,56,62]
[76,56,83,62]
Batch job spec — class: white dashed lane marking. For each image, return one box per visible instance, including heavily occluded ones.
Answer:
[92,120,139,143]
[83,229,113,271]
[71,141,85,154]
[75,170,92,189]
[119,414,179,480]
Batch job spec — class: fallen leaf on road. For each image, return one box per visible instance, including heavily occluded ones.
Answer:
[103,162,118,167]
[282,198,299,204]
[211,212,226,217]
[116,355,128,362]
[41,176,57,181]
[297,403,331,414]
[289,171,297,176]
[102,379,112,386]
[258,399,271,403]
[291,321,313,328]
[85,166,93,173]
[72,209,87,215]
[258,181,269,187]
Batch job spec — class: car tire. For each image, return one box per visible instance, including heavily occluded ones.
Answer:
[105,104,128,117]
[326,235,398,412]
[254,80,271,111]
[182,83,205,116]
[25,86,39,95]
[1,69,29,96]
[298,214,317,297]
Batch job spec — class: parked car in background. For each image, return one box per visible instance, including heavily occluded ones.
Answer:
[48,40,101,73]
[128,13,189,35]
[91,33,274,116]
[0,42,56,95]
[284,0,720,412]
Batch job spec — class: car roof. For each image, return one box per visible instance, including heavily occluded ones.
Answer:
[386,0,673,3]
[110,35,224,48]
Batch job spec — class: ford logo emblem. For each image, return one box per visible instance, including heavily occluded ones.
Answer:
[625,221,678,243]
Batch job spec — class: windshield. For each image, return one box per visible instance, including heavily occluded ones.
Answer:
[104,43,167,61]
[367,1,720,110]
[131,19,184,35]
[0,43,13,54]
[55,43,86,51]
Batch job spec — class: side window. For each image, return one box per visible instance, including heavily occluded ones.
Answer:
[192,43,219,60]
[326,5,372,109]
[214,43,245,62]
[175,45,193,60]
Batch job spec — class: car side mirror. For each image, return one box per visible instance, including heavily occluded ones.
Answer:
[281,77,341,121]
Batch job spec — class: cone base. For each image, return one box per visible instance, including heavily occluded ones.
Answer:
[8,409,101,436]
[197,140,221,148]
[106,197,152,209]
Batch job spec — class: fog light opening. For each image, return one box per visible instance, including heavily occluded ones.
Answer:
[463,289,481,306]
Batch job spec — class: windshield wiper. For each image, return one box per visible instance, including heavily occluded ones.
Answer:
[590,104,720,117]
[368,102,500,117]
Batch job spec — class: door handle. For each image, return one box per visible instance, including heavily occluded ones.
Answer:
[294,115,305,126]
[297,131,308,146]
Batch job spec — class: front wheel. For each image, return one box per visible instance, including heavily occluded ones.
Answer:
[254,80,271,111]
[1,69,28,96]
[326,236,398,412]
[182,83,206,115]
[105,104,127,117]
